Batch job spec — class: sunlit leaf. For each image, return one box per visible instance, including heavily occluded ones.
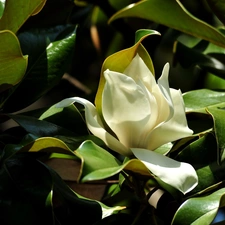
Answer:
[0,30,27,95]
[172,188,225,224]
[110,0,225,48]
[183,89,225,113]
[0,0,46,33]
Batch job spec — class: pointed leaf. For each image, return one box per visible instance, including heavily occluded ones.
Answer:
[172,188,225,225]
[110,0,225,48]
[0,0,46,33]
[0,31,27,94]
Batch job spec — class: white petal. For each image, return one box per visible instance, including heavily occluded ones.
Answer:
[146,89,193,150]
[131,148,198,194]
[157,63,174,119]
[103,70,152,148]
[56,97,130,156]
[123,54,156,91]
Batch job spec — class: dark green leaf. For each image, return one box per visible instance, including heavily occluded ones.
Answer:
[8,114,77,137]
[175,132,217,168]
[174,41,225,79]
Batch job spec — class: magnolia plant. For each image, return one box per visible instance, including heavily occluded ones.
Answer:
[57,53,198,195]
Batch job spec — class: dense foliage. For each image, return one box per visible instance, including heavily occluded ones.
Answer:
[1,0,225,224]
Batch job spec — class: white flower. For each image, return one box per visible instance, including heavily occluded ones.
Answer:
[56,54,198,194]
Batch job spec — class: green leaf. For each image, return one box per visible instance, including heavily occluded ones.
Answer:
[0,0,46,33]
[207,103,225,163]
[206,0,225,25]
[95,29,159,115]
[4,26,76,112]
[183,89,225,113]
[76,140,152,182]
[172,188,225,225]
[109,0,225,48]
[0,0,6,19]
[0,30,27,94]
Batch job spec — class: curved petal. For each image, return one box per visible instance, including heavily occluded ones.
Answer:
[131,148,198,194]
[146,89,193,150]
[56,97,130,156]
[103,70,153,148]
[157,63,174,120]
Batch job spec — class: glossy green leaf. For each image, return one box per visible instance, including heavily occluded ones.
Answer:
[4,26,76,112]
[0,30,27,94]
[183,89,225,113]
[206,0,225,25]
[207,103,225,163]
[8,114,77,137]
[95,29,160,114]
[76,140,152,182]
[0,0,6,19]
[172,188,225,224]
[0,0,46,33]
[110,0,225,48]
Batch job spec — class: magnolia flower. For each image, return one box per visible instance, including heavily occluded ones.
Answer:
[57,54,198,194]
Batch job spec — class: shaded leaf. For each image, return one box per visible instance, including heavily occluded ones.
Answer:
[174,41,225,79]
[172,188,225,225]
[207,104,225,163]
[110,0,225,48]
[206,0,225,25]
[175,132,217,169]
[8,114,77,137]
[0,0,46,33]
